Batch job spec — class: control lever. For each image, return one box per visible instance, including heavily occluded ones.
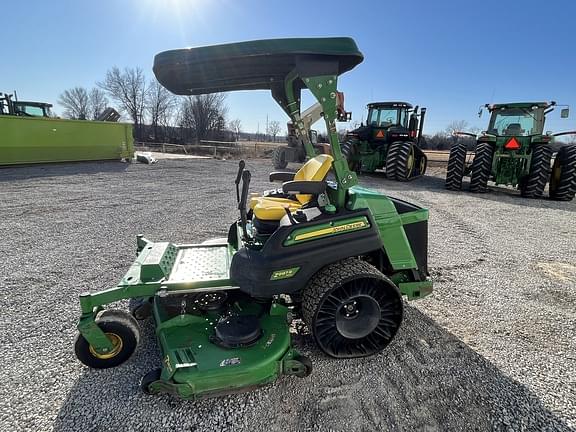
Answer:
[283,207,299,225]
[235,160,246,203]
[239,170,251,240]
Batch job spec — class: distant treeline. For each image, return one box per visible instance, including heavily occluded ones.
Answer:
[57,67,574,148]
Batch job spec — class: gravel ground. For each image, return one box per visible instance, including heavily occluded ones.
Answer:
[0,158,574,432]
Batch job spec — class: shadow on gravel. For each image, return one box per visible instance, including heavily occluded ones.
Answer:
[0,161,129,181]
[51,306,572,432]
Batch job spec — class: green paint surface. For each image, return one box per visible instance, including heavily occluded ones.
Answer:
[0,115,133,165]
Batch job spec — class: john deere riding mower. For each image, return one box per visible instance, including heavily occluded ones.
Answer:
[342,102,428,181]
[73,38,433,400]
[446,102,576,200]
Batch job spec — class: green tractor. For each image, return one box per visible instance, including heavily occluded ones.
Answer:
[0,92,53,117]
[342,102,428,181]
[446,102,576,201]
[72,38,433,400]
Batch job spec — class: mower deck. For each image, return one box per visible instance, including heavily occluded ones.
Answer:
[151,299,299,400]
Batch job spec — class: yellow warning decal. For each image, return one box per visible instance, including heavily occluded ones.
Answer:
[294,220,368,241]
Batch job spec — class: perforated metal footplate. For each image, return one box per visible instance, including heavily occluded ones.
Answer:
[168,246,231,283]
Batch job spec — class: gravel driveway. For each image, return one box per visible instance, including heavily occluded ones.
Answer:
[0,158,574,432]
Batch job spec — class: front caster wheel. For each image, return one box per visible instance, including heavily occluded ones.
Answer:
[141,368,163,395]
[74,310,140,369]
[303,258,403,358]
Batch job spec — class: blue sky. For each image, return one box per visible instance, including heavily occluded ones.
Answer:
[4,0,575,135]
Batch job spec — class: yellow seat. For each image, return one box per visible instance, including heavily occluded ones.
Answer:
[252,154,333,221]
[251,197,303,220]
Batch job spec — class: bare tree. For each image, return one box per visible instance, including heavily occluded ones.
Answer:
[267,120,282,142]
[146,80,176,141]
[98,67,148,135]
[179,94,227,142]
[445,120,469,135]
[229,119,242,141]
[88,88,108,120]
[58,87,89,119]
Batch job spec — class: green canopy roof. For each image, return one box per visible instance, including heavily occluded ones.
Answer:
[153,37,363,95]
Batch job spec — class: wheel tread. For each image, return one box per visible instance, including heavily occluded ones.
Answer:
[520,145,552,198]
[549,145,576,201]
[445,143,467,190]
[386,141,414,181]
[469,142,494,193]
[272,147,288,169]
[302,258,403,358]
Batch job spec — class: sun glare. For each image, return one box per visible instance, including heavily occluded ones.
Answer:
[141,0,210,19]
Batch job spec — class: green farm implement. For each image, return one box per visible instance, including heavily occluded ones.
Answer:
[0,92,132,165]
[446,102,576,200]
[74,38,433,400]
[342,102,428,181]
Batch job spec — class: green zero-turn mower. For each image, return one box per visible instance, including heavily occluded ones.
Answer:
[73,37,433,400]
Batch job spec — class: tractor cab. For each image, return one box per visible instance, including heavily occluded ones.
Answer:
[357,102,425,145]
[13,101,53,117]
[485,102,549,137]
[367,102,412,141]
[0,93,52,117]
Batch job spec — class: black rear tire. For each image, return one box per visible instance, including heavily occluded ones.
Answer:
[469,142,494,193]
[302,258,403,358]
[386,141,416,181]
[415,149,428,177]
[341,137,360,172]
[445,143,467,190]
[549,145,576,201]
[272,147,288,169]
[520,145,552,198]
[74,310,140,369]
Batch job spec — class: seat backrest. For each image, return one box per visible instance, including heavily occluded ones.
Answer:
[504,123,523,136]
[293,154,333,204]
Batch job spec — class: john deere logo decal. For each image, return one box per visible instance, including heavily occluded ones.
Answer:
[285,217,370,245]
[270,267,300,280]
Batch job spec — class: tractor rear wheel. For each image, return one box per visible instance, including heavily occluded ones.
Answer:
[341,137,360,172]
[445,143,467,190]
[386,141,416,181]
[469,142,494,193]
[272,147,288,169]
[520,145,552,198]
[302,258,403,358]
[549,145,576,201]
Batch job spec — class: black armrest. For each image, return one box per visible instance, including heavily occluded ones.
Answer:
[282,181,326,195]
[269,171,295,182]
